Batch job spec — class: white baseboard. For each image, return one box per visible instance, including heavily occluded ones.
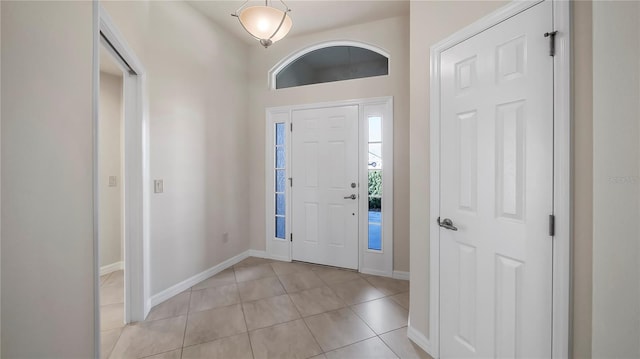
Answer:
[269,254,291,262]
[392,270,410,280]
[360,267,393,278]
[100,261,124,276]
[346,268,410,281]
[148,251,250,308]
[407,325,435,358]
[247,249,269,259]
[248,249,291,262]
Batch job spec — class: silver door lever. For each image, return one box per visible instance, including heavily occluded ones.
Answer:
[344,194,357,200]
[437,217,458,231]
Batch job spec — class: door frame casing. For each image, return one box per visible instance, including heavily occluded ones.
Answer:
[265,96,394,276]
[93,5,151,356]
[424,1,571,358]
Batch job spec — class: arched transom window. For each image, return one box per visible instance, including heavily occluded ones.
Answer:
[272,42,390,89]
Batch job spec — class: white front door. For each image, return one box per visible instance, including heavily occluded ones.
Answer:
[439,1,553,357]
[291,105,359,269]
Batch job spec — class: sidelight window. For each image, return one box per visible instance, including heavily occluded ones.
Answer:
[368,116,383,251]
[275,122,286,239]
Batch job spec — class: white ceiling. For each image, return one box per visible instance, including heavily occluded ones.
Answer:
[186,0,409,46]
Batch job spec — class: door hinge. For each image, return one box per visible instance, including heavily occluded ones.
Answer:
[290,123,293,132]
[290,233,293,242]
[289,177,293,187]
[544,31,558,57]
[549,214,556,237]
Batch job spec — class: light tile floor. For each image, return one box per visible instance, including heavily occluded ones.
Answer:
[100,258,432,359]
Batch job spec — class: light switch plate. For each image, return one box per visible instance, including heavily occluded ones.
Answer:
[154,180,164,193]
[108,176,117,187]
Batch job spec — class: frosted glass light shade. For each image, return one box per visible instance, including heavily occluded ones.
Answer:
[239,6,292,46]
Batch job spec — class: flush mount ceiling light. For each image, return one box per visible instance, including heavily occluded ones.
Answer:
[232,0,292,48]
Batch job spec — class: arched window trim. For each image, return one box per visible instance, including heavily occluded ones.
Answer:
[268,40,391,90]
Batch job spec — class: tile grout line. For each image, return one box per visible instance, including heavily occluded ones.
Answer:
[271,264,310,325]
[377,333,402,359]
[355,306,407,359]
[104,326,125,359]
[138,347,182,359]
[100,272,112,288]
[236,266,257,359]
[318,326,411,358]
[179,328,257,353]
[253,262,331,355]
[102,271,125,359]
[275,266,325,357]
[321,334,379,356]
[377,328,406,359]
[283,275,350,320]
[345,293,410,359]
[338,300,408,357]
[347,295,410,312]
[175,264,255,355]
[347,296,410,340]
[179,289,193,359]
[284,279,386,356]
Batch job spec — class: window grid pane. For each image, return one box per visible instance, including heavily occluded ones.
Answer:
[368,143,383,170]
[275,122,286,239]
[368,116,382,142]
[276,170,286,193]
[368,116,383,251]
[276,216,285,239]
[276,193,285,215]
[276,123,285,146]
[276,147,285,169]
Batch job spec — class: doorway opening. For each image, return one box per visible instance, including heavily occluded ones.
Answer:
[98,44,126,350]
[94,6,149,358]
[265,97,394,277]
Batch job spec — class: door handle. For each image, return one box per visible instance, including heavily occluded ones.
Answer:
[344,194,357,200]
[437,217,458,231]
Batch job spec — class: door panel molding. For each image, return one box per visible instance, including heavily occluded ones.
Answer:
[427,1,571,358]
[265,97,394,276]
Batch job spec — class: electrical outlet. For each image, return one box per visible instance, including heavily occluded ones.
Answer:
[108,176,117,187]
[154,180,164,193]
[222,232,229,243]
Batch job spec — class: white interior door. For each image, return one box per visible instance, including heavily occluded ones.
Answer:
[291,105,359,269]
[439,1,553,357]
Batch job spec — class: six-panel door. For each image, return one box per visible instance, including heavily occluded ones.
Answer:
[439,1,554,357]
[291,105,360,269]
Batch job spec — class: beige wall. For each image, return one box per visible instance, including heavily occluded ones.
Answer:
[592,1,640,356]
[408,2,595,355]
[99,72,123,268]
[1,1,95,357]
[572,1,593,357]
[408,0,508,338]
[1,1,4,355]
[247,16,411,272]
[102,1,251,295]
[1,1,251,354]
